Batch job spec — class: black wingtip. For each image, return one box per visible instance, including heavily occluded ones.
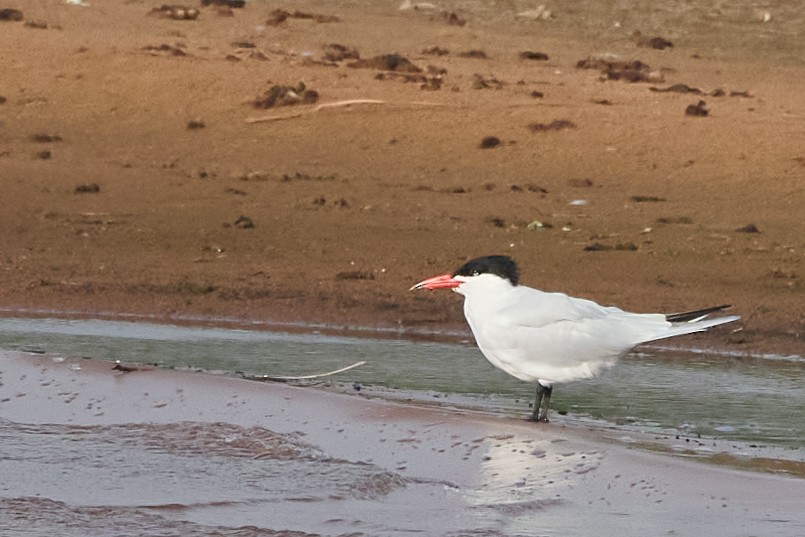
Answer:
[666,304,732,323]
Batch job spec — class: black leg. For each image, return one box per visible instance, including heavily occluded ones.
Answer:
[530,383,553,422]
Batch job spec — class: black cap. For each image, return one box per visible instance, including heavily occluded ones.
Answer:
[454,255,520,285]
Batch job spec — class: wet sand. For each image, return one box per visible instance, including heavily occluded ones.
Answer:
[1,349,804,536]
[0,0,803,355]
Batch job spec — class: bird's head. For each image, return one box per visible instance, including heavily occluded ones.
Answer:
[410,255,520,295]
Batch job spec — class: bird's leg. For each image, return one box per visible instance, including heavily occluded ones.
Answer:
[530,383,553,422]
[538,384,552,422]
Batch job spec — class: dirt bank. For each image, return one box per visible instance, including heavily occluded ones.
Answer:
[1,0,802,354]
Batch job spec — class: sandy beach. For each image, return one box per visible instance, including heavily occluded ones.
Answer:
[0,0,803,355]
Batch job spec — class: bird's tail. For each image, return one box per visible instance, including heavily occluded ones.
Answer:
[644,305,740,343]
[665,304,733,323]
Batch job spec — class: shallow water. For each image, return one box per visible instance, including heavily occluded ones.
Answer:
[0,316,802,450]
[1,317,803,537]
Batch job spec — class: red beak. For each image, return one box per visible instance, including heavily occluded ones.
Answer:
[409,273,461,291]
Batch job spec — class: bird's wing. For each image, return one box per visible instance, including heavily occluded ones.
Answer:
[467,287,664,382]
[497,287,629,328]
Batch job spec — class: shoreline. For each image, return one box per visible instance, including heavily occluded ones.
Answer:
[1,311,803,474]
[1,304,801,361]
[1,349,803,535]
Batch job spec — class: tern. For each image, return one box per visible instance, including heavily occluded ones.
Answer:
[410,255,740,422]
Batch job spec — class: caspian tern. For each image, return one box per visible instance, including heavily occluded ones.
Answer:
[410,255,740,422]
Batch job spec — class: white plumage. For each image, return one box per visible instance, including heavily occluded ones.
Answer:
[411,255,740,421]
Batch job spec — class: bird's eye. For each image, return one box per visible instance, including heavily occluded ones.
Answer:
[472,271,479,276]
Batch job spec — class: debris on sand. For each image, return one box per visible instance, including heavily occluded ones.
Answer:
[143,43,188,57]
[233,215,255,229]
[471,74,504,89]
[31,133,63,143]
[520,51,549,61]
[374,71,443,90]
[650,83,704,94]
[422,46,449,56]
[226,47,269,61]
[348,56,442,88]
[75,183,101,194]
[266,9,340,26]
[736,223,760,233]
[348,54,422,73]
[323,43,360,62]
[441,12,466,26]
[584,243,612,252]
[651,85,753,98]
[246,99,391,124]
[336,271,375,280]
[112,361,154,373]
[479,136,501,149]
[636,34,673,50]
[569,178,593,188]
[684,100,709,117]
[584,242,637,252]
[201,0,245,7]
[186,117,205,129]
[252,82,319,109]
[149,5,200,21]
[517,5,553,21]
[576,56,662,83]
[527,220,553,230]
[754,9,772,23]
[398,1,438,11]
[656,216,693,225]
[528,119,576,133]
[458,49,488,59]
[0,8,23,21]
[25,20,51,29]
[630,195,665,202]
[281,172,338,182]
[511,183,548,193]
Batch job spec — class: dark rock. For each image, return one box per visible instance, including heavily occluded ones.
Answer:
[520,51,549,61]
[0,8,23,21]
[685,100,709,117]
[736,223,760,233]
[75,183,100,194]
[480,136,501,149]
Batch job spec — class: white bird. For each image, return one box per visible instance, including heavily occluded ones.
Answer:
[410,255,740,422]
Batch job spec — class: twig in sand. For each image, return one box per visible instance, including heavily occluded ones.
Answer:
[246,99,441,123]
[248,360,367,382]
